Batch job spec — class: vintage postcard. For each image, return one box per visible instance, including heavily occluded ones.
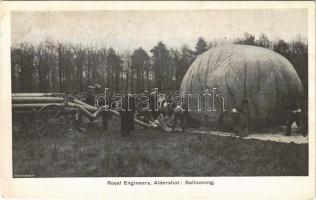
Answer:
[0,1,315,199]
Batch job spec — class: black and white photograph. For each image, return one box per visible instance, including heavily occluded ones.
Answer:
[9,8,311,178]
[0,1,315,199]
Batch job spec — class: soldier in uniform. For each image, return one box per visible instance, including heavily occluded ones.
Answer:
[138,90,154,123]
[171,100,186,132]
[86,85,96,106]
[286,102,304,136]
[120,93,134,137]
[94,84,111,131]
[172,105,185,132]
[231,99,250,137]
[72,108,85,132]
[85,84,112,132]
[128,92,136,131]
[300,111,308,137]
[240,99,250,135]
[231,107,239,132]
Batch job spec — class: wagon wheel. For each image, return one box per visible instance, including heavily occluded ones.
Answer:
[35,104,67,137]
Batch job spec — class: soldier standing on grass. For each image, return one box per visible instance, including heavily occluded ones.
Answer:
[120,93,135,137]
[240,99,250,135]
[170,92,186,132]
[171,103,186,132]
[286,102,307,137]
[141,90,155,123]
[73,110,85,132]
[85,84,111,132]
[94,84,111,131]
[128,91,136,131]
[231,99,250,137]
[86,85,96,106]
[77,85,96,130]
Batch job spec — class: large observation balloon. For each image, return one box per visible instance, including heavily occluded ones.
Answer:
[180,45,303,129]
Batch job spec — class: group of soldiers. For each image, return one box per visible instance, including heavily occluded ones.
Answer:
[230,99,308,137]
[119,89,187,135]
[71,85,184,136]
[72,84,308,137]
[135,90,186,132]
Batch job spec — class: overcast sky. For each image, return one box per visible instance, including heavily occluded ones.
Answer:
[11,9,307,51]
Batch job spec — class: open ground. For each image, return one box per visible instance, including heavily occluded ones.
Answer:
[12,115,308,177]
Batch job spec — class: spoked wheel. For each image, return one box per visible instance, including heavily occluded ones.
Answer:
[35,104,67,137]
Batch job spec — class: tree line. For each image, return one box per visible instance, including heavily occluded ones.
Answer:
[11,33,308,97]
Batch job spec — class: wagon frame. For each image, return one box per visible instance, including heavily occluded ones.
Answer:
[12,93,102,136]
[12,93,154,136]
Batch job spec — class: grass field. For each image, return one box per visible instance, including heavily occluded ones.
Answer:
[12,116,308,177]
